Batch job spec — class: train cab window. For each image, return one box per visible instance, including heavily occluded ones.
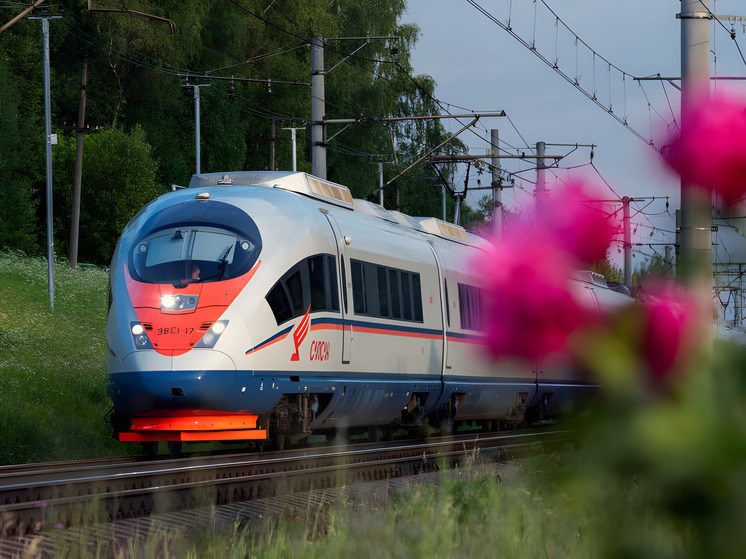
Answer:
[130,227,258,286]
[458,283,484,331]
[350,259,423,323]
[266,254,339,325]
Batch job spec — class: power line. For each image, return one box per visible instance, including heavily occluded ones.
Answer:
[466,0,678,150]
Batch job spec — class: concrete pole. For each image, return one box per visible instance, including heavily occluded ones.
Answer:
[378,161,384,207]
[311,35,326,179]
[290,127,297,171]
[42,17,54,309]
[490,129,502,237]
[678,0,712,287]
[623,196,632,287]
[535,140,546,212]
[194,84,201,175]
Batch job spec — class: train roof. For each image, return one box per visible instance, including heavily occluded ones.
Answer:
[187,171,488,248]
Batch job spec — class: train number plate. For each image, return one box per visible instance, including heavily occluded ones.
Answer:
[156,326,195,336]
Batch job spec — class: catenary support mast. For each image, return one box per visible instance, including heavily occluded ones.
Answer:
[678,1,712,286]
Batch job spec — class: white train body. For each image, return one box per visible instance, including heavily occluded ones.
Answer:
[106,171,628,443]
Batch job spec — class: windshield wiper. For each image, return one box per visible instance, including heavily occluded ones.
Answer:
[217,245,233,280]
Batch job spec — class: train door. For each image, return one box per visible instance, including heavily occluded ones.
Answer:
[427,243,450,376]
[321,211,352,364]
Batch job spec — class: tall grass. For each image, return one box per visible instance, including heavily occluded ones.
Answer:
[164,452,666,558]
[0,250,126,464]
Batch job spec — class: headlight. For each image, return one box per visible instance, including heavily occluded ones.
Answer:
[161,294,199,312]
[195,320,229,348]
[130,321,153,349]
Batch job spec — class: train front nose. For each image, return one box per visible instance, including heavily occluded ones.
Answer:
[169,350,239,409]
[108,350,238,416]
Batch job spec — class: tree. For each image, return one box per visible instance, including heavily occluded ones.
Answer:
[0,44,37,253]
[632,255,673,291]
[71,125,165,265]
[1,0,479,263]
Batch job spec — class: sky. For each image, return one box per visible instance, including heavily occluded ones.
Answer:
[401,0,746,265]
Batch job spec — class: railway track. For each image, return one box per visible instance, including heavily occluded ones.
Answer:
[0,428,572,553]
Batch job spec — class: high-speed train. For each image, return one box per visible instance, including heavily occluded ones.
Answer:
[105,171,629,447]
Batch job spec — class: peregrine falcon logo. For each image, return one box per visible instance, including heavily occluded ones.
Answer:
[291,305,311,361]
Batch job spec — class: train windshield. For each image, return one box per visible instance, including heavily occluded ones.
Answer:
[131,226,258,285]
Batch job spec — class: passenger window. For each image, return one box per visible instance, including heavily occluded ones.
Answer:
[389,269,401,319]
[458,283,484,331]
[266,254,339,325]
[351,260,366,314]
[350,259,423,323]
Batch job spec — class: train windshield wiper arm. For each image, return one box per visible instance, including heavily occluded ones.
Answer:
[217,245,233,280]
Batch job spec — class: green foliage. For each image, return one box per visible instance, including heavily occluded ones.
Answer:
[551,340,746,559]
[589,256,623,283]
[0,47,37,253]
[53,125,166,265]
[633,254,674,288]
[2,0,478,264]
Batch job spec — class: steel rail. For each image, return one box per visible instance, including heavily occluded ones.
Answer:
[0,428,572,539]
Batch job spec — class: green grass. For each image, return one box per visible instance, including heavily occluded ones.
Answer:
[0,250,127,464]
[124,452,678,558]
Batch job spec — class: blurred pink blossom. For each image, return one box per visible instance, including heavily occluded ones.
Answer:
[639,280,701,380]
[541,181,621,264]
[663,92,746,207]
[475,223,595,360]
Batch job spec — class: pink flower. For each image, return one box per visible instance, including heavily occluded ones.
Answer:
[639,280,701,380]
[474,223,595,360]
[473,177,619,361]
[662,92,746,207]
[541,181,620,264]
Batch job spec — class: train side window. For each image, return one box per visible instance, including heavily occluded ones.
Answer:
[412,274,423,322]
[363,262,381,317]
[266,253,340,326]
[308,254,339,312]
[286,270,304,315]
[389,269,401,319]
[458,283,484,331]
[266,283,293,324]
[377,266,389,318]
[401,272,413,320]
[323,255,340,312]
[350,259,423,323]
[351,260,367,314]
[308,255,325,311]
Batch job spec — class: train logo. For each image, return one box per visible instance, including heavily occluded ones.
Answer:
[291,305,311,362]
